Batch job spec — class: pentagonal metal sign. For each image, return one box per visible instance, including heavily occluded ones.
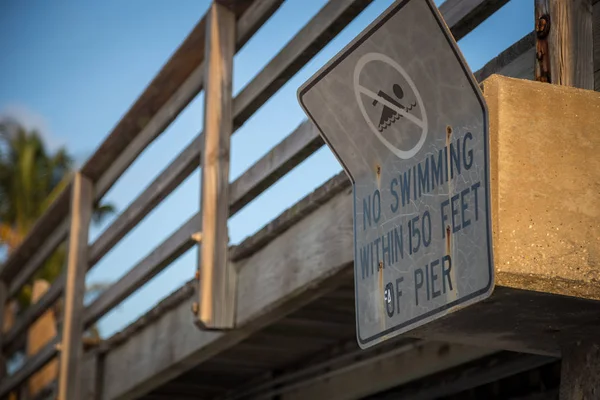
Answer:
[297,0,494,348]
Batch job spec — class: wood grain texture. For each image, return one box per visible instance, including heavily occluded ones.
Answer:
[0,0,503,305]
[281,342,496,400]
[232,0,374,129]
[84,214,199,328]
[89,137,200,267]
[79,351,102,400]
[2,0,523,288]
[359,352,554,400]
[474,32,535,82]
[58,173,94,400]
[0,0,279,286]
[0,281,6,381]
[594,1,600,89]
[100,185,354,400]
[10,21,541,394]
[228,120,323,215]
[547,0,594,88]
[0,186,70,283]
[235,0,285,48]
[92,31,538,316]
[92,0,284,202]
[439,0,510,41]
[0,337,59,398]
[98,75,600,399]
[559,341,600,399]
[88,0,284,268]
[1,0,285,355]
[8,219,69,298]
[83,157,342,328]
[3,275,63,356]
[230,171,350,262]
[80,172,344,342]
[198,2,236,330]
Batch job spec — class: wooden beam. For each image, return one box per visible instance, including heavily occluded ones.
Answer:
[89,138,200,267]
[559,341,600,399]
[0,0,510,294]
[80,0,257,185]
[5,28,537,359]
[278,342,496,400]
[83,123,323,327]
[0,339,59,398]
[99,183,354,400]
[232,0,373,129]
[8,220,69,298]
[88,0,284,268]
[230,172,350,262]
[81,30,542,328]
[229,120,322,215]
[3,275,63,356]
[0,0,278,287]
[90,0,534,280]
[99,75,600,398]
[363,352,554,400]
[536,0,594,88]
[2,0,494,298]
[58,172,94,400]
[1,0,286,337]
[79,351,103,400]
[3,0,286,358]
[197,1,236,330]
[475,32,536,82]
[0,186,70,283]
[440,0,510,41]
[92,0,284,202]
[84,214,198,328]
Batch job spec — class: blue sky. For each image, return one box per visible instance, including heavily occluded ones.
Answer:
[0,0,532,338]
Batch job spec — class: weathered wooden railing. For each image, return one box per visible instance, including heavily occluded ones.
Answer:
[0,0,597,398]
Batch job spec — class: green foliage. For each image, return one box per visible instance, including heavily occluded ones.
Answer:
[0,118,116,309]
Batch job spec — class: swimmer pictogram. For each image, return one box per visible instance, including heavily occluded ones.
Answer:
[371,84,418,133]
[353,52,428,160]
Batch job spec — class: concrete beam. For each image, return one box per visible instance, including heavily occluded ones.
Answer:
[411,75,600,354]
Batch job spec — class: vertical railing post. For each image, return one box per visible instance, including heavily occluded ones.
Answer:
[534,0,594,89]
[196,0,237,330]
[58,172,93,400]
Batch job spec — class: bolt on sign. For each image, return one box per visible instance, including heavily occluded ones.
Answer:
[297,0,494,349]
